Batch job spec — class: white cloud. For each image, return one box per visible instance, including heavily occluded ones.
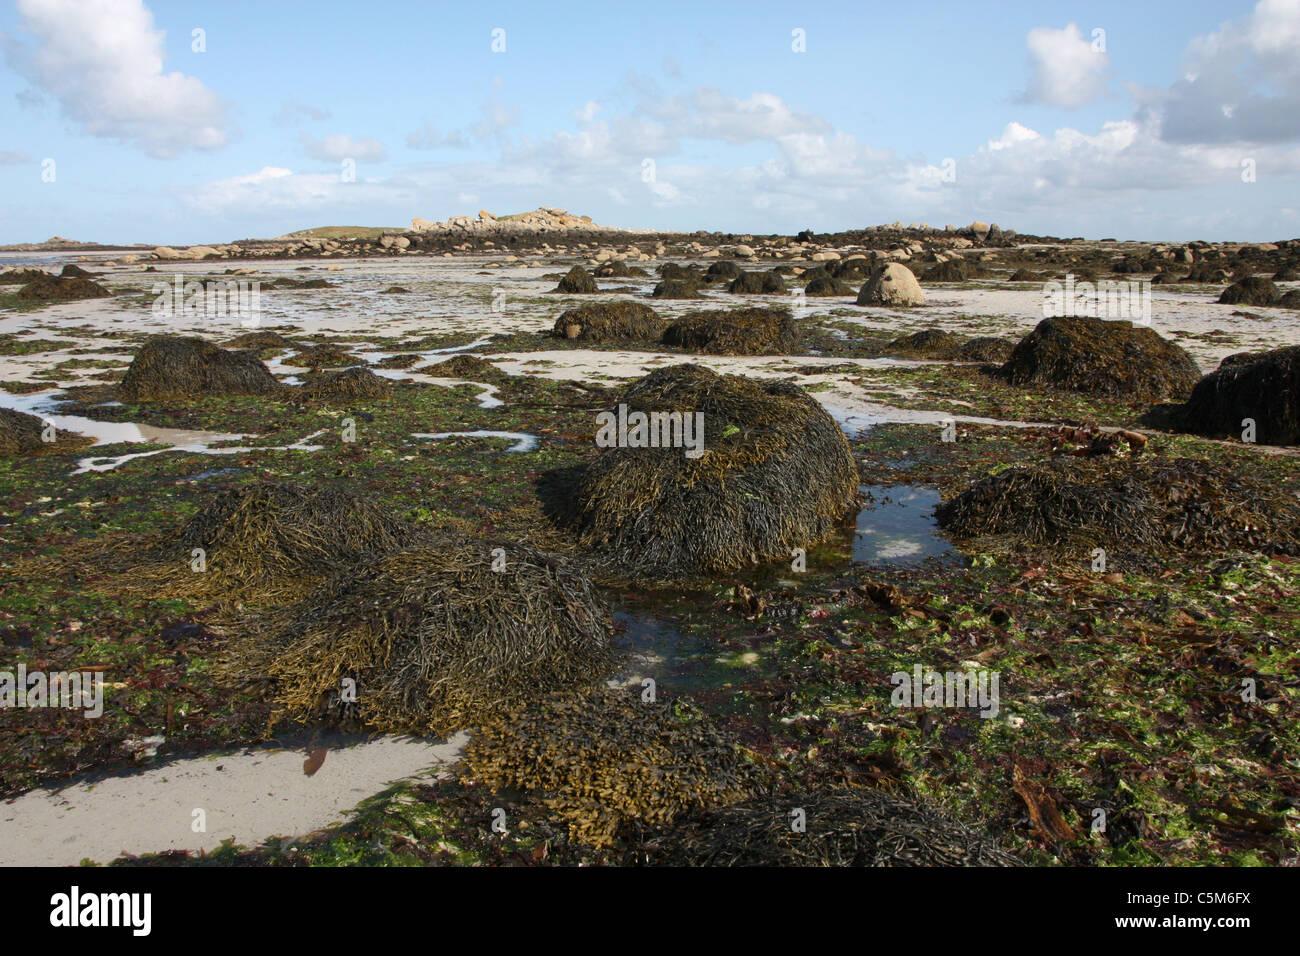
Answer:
[1140,0,1300,144]
[299,132,387,163]
[2,0,232,157]
[0,150,34,164]
[1019,23,1110,109]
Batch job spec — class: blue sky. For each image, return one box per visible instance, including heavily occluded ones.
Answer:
[1,0,1298,244]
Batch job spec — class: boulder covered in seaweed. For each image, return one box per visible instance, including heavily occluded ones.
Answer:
[651,278,703,299]
[956,336,1015,363]
[118,335,281,401]
[293,366,394,403]
[804,274,852,296]
[662,306,798,355]
[231,539,613,736]
[552,265,600,294]
[1000,316,1200,401]
[1218,275,1278,306]
[553,301,664,342]
[15,274,111,303]
[887,329,961,357]
[727,270,785,295]
[566,364,860,578]
[1172,345,1300,446]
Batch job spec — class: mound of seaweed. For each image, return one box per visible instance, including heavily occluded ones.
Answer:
[662,306,798,355]
[553,301,664,342]
[15,274,111,303]
[1000,316,1200,401]
[231,540,612,736]
[651,279,703,299]
[1007,268,1041,282]
[0,268,52,285]
[956,336,1015,363]
[129,481,422,602]
[424,354,507,380]
[922,259,982,282]
[289,343,355,368]
[0,407,91,457]
[638,788,1019,866]
[567,364,860,578]
[727,270,784,294]
[659,263,701,282]
[552,265,600,294]
[936,455,1300,557]
[118,335,281,401]
[1173,345,1300,446]
[593,260,648,278]
[832,258,875,281]
[293,367,394,403]
[887,329,961,357]
[704,260,743,282]
[1218,276,1278,306]
[805,275,852,296]
[465,688,757,848]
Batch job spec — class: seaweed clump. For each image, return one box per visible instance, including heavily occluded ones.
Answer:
[231,540,612,736]
[661,306,798,355]
[638,788,1019,866]
[118,335,281,401]
[1000,316,1200,401]
[553,301,664,342]
[1173,345,1300,446]
[465,689,757,848]
[567,364,860,579]
[936,455,1300,559]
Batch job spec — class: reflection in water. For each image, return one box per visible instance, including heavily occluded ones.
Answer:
[852,484,958,567]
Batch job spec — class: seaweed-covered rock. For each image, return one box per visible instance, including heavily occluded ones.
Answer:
[658,263,701,282]
[956,336,1015,363]
[727,270,785,294]
[662,307,798,355]
[118,335,281,401]
[804,275,852,296]
[922,259,981,282]
[552,265,600,294]
[704,260,743,282]
[857,263,925,307]
[565,364,859,578]
[937,455,1300,557]
[1007,268,1041,282]
[887,329,961,357]
[15,274,111,303]
[1000,316,1200,400]
[293,367,394,403]
[593,260,648,278]
[289,343,356,368]
[0,407,91,457]
[224,330,288,350]
[553,301,664,342]
[651,279,703,299]
[1218,276,1278,306]
[1173,345,1300,446]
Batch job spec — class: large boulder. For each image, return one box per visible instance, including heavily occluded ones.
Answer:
[1001,316,1200,401]
[856,263,925,307]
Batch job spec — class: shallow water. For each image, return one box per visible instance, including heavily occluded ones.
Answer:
[852,484,958,567]
[609,610,741,694]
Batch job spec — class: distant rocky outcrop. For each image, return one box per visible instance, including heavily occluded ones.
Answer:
[410,207,618,235]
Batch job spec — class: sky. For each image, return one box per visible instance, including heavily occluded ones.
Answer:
[0,0,1298,245]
